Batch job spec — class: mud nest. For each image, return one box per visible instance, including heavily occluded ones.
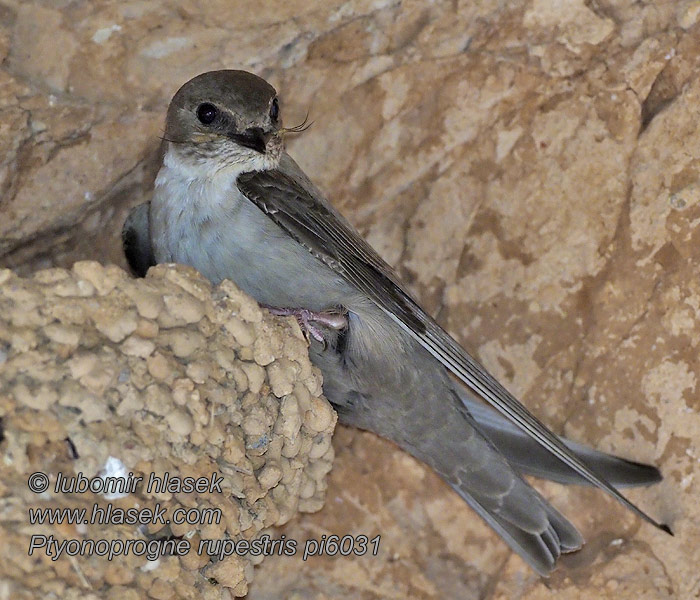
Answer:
[0,262,337,599]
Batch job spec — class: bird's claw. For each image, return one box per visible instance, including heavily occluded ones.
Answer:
[263,305,348,347]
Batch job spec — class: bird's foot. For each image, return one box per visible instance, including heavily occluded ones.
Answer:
[263,305,347,345]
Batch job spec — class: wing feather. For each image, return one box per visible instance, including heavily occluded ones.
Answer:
[237,168,668,533]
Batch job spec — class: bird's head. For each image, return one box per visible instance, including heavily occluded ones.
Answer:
[163,70,285,173]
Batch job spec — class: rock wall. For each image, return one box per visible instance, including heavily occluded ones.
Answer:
[1,0,700,598]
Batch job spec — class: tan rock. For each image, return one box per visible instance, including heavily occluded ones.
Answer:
[43,323,81,347]
[240,362,265,394]
[121,334,156,358]
[224,319,255,348]
[257,462,283,491]
[303,395,336,434]
[266,359,295,398]
[277,395,302,442]
[161,328,205,358]
[92,305,139,343]
[205,556,246,591]
[165,408,194,437]
[163,293,205,324]
[146,352,177,383]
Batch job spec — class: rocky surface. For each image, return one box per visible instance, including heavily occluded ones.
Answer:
[0,263,336,598]
[1,0,699,598]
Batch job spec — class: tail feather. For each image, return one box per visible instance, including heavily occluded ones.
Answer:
[411,392,586,576]
[455,386,662,487]
[449,481,582,575]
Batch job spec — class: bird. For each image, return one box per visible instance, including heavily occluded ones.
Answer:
[122,70,669,575]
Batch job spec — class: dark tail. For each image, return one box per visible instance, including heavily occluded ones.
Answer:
[448,478,583,575]
[455,386,662,487]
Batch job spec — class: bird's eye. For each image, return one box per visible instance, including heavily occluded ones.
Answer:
[196,103,218,125]
[270,98,279,122]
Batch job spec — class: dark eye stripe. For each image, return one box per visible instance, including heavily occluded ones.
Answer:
[270,98,279,122]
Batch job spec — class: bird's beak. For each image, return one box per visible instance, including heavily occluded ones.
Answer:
[228,127,271,154]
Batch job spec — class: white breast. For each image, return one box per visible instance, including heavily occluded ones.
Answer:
[151,147,412,369]
[150,148,352,311]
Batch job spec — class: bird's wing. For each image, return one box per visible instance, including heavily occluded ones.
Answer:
[455,386,662,487]
[236,166,668,534]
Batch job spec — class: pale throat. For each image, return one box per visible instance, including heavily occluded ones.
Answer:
[157,141,280,185]
[151,142,275,266]
[154,141,280,213]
